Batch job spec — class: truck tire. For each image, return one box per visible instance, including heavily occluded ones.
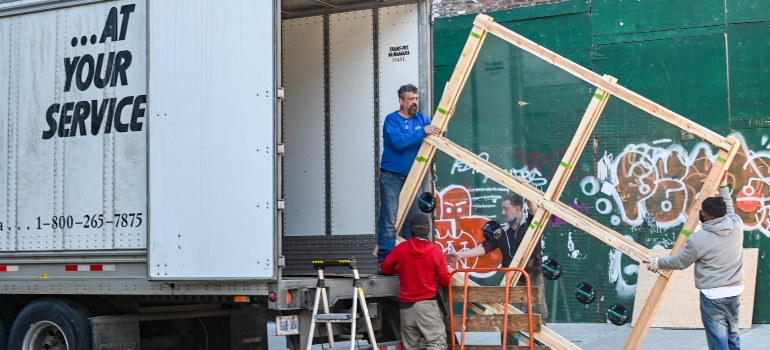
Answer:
[0,296,22,350]
[0,319,6,350]
[8,298,92,350]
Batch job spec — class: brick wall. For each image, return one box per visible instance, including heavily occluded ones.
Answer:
[432,0,572,18]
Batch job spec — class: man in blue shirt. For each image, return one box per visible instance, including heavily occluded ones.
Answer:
[377,84,439,262]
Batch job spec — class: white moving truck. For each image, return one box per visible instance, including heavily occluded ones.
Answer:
[0,0,432,348]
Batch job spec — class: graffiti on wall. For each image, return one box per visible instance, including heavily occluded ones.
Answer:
[433,185,503,277]
[436,132,768,298]
[449,151,554,189]
[437,146,600,276]
[581,132,770,238]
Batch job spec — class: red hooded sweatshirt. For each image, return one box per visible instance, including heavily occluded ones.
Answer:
[380,237,452,302]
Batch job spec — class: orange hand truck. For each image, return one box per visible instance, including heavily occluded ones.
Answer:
[448,267,536,350]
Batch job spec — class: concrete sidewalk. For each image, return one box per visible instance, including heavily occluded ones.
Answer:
[269,322,770,349]
[464,323,770,349]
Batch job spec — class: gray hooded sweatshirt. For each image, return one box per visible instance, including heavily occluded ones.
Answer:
[657,187,744,290]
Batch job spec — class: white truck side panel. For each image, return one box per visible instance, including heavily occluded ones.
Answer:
[147,0,275,279]
[282,16,326,237]
[329,10,376,236]
[0,1,147,251]
[1,16,14,251]
[377,4,420,156]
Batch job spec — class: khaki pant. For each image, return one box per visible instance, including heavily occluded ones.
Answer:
[400,300,447,350]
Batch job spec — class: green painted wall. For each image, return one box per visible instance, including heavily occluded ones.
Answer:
[432,0,770,323]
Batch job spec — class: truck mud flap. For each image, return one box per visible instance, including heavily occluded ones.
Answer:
[91,315,140,350]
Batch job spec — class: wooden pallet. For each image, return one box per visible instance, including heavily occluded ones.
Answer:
[446,285,549,350]
[393,13,741,350]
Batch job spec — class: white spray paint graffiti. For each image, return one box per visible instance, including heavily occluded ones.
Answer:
[450,152,548,187]
[611,141,713,229]
[566,232,586,260]
[582,132,770,238]
[608,235,639,297]
[596,151,613,183]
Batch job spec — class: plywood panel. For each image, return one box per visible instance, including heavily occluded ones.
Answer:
[445,286,541,304]
[448,315,542,333]
[632,248,758,329]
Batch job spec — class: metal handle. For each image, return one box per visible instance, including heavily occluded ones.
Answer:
[609,309,626,319]
[312,259,357,270]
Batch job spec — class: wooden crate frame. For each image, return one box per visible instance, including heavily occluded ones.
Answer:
[393,14,741,350]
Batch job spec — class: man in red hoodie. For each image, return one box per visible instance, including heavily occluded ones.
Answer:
[381,214,451,350]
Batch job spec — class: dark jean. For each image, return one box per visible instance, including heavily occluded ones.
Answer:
[700,292,741,350]
[377,171,420,262]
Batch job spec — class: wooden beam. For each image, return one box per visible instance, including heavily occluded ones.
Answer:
[448,315,542,333]
[449,271,583,350]
[623,136,741,349]
[445,286,541,304]
[462,346,549,350]
[425,135,670,277]
[472,14,732,151]
[502,75,617,286]
[392,19,489,237]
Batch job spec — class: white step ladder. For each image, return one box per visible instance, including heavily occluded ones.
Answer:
[306,259,377,350]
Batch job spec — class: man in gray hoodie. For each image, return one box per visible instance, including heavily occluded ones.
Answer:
[645,174,744,350]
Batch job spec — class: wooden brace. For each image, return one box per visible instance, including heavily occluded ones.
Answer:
[426,135,671,277]
[502,75,617,287]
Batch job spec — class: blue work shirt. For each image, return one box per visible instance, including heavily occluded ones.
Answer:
[380,111,432,177]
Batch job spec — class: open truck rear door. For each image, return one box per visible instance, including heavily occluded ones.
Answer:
[147,0,277,280]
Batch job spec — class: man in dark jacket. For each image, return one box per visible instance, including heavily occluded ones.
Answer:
[446,178,547,345]
[645,173,744,350]
[381,214,451,350]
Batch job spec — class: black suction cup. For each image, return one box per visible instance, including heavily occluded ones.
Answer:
[542,258,562,280]
[607,303,630,326]
[575,282,597,305]
[482,220,504,242]
[417,192,436,213]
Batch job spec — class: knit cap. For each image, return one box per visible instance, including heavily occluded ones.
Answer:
[702,196,726,218]
[410,214,431,239]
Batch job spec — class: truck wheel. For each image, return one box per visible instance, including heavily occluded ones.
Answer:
[8,298,92,350]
